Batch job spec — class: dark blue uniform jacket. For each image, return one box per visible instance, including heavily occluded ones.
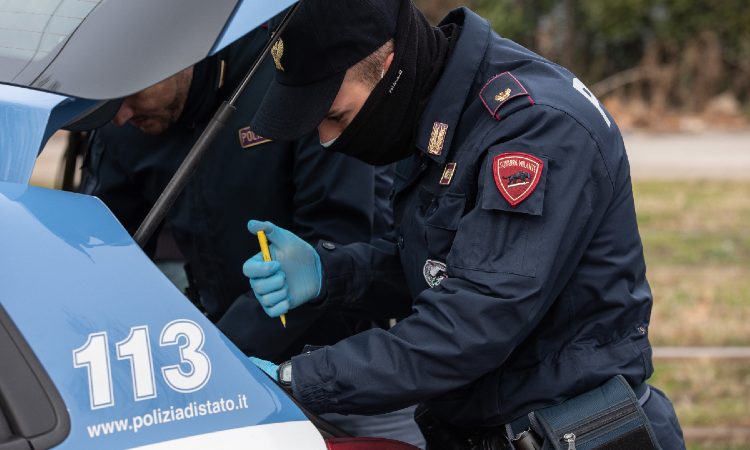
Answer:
[292,8,658,427]
[80,23,392,362]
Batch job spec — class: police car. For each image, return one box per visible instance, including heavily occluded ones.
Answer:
[0,1,417,448]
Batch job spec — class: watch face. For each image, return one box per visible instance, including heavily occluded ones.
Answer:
[279,361,292,385]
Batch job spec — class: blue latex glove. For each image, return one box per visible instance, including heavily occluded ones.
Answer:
[249,356,278,381]
[244,220,322,318]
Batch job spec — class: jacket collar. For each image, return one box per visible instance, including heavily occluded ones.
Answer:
[415,8,491,164]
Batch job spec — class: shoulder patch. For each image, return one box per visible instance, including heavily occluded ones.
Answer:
[492,152,543,207]
[480,72,534,121]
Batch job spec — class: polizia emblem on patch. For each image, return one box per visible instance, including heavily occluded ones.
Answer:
[492,152,543,207]
[423,259,448,288]
[271,38,285,71]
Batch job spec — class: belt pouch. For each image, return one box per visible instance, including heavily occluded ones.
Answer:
[530,376,661,450]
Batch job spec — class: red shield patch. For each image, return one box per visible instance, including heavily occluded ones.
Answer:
[492,152,543,207]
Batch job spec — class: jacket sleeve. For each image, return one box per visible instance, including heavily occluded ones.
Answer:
[290,107,616,415]
[288,135,411,320]
[220,136,407,354]
[311,236,413,321]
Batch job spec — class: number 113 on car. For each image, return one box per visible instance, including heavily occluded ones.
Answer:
[73,320,211,410]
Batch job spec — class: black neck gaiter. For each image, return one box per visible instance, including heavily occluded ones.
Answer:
[325,1,452,166]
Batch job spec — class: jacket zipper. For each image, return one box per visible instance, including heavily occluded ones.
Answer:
[557,401,638,449]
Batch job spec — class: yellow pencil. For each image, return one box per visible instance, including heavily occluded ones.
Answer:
[257,230,286,328]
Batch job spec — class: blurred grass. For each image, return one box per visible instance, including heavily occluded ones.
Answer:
[634,180,750,346]
[651,360,750,448]
[634,180,750,448]
[689,445,750,450]
[650,360,750,427]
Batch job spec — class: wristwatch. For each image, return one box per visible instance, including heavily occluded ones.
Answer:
[277,360,293,387]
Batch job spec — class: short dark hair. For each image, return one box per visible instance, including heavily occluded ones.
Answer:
[350,39,395,88]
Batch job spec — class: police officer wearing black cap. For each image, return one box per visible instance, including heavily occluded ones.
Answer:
[244,1,686,449]
[79,12,429,446]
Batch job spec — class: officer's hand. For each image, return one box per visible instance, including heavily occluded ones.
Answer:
[244,220,322,318]
[249,356,278,381]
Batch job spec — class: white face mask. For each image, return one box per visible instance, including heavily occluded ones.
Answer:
[320,136,340,148]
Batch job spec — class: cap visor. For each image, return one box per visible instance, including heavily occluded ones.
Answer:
[63,99,124,131]
[251,71,345,141]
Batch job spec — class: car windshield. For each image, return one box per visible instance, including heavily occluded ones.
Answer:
[0,0,100,82]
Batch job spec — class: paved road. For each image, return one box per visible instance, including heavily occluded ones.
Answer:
[30,130,750,187]
[654,347,750,359]
[624,131,750,180]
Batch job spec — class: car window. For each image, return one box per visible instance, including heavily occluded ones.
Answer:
[0,0,100,83]
[0,305,70,449]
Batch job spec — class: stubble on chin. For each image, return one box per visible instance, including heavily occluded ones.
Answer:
[132,116,172,135]
[133,67,194,136]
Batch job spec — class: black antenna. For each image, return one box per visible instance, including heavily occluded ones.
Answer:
[134,2,302,247]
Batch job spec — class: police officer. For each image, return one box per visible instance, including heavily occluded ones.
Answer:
[244,1,686,449]
[79,12,425,446]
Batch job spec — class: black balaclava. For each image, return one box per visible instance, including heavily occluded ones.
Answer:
[325,1,456,166]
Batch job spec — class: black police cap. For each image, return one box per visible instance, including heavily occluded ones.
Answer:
[251,0,400,141]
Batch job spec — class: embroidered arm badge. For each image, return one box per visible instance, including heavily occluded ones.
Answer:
[492,152,543,207]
